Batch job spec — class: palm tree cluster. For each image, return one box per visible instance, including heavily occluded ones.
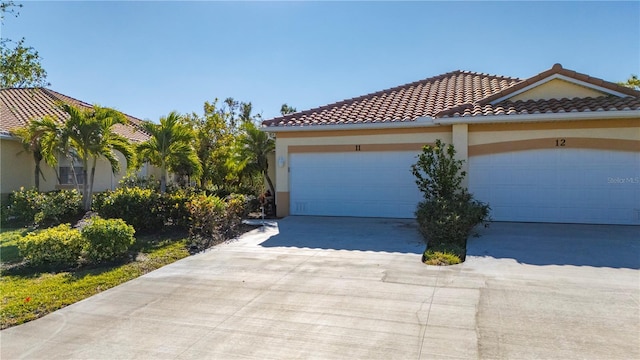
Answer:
[11,98,275,210]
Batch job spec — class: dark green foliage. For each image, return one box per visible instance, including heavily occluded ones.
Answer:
[33,190,83,227]
[411,140,466,201]
[416,193,490,248]
[81,217,135,263]
[17,224,84,268]
[161,188,194,229]
[186,193,226,251]
[185,193,246,252]
[118,174,160,191]
[412,140,490,256]
[93,187,164,234]
[5,188,39,225]
[5,188,82,227]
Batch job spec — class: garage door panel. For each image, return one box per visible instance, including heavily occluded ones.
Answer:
[470,149,640,225]
[290,151,421,218]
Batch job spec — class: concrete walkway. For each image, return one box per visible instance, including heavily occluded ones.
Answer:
[1,217,638,359]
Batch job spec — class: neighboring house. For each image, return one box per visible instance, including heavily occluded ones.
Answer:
[261,64,640,225]
[0,88,156,200]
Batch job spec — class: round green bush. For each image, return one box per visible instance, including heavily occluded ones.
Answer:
[92,187,163,233]
[18,224,84,267]
[82,217,135,263]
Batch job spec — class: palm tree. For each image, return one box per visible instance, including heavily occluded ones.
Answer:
[10,115,59,190]
[57,104,134,210]
[136,111,201,193]
[239,121,275,197]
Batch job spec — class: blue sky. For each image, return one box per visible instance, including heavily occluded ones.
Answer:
[3,1,639,122]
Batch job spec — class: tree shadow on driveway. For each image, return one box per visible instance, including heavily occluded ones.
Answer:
[467,222,640,269]
[258,216,425,254]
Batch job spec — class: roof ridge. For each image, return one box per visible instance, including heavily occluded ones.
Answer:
[263,69,521,125]
[42,88,95,109]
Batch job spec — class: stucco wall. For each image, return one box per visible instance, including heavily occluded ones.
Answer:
[269,117,640,217]
[510,78,606,101]
[1,137,134,199]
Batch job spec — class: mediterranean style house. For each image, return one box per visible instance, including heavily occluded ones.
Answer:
[0,88,153,200]
[261,64,640,225]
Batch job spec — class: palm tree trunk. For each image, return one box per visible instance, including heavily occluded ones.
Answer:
[34,161,40,191]
[82,159,90,211]
[88,157,97,211]
[160,161,167,194]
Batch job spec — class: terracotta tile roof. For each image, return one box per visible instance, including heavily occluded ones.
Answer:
[436,95,640,118]
[262,64,640,128]
[262,71,522,127]
[0,88,149,142]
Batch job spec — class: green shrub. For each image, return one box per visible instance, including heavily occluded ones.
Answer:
[411,140,490,253]
[6,187,40,225]
[82,217,135,263]
[34,190,83,227]
[161,189,194,229]
[93,187,163,233]
[5,188,82,227]
[416,193,490,248]
[187,194,226,242]
[118,174,160,191]
[224,193,247,233]
[17,224,84,267]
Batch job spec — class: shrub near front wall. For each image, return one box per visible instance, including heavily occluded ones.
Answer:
[17,224,84,268]
[82,217,135,263]
[93,187,163,233]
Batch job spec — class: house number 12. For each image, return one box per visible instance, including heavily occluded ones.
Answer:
[555,138,566,147]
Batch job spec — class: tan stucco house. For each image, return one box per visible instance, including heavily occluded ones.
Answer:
[0,88,154,200]
[261,64,640,225]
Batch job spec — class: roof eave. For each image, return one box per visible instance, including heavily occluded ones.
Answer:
[260,117,438,132]
[435,110,640,125]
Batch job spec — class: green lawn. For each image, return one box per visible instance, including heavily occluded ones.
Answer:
[0,228,190,329]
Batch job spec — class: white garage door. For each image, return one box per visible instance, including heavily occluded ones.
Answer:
[289,151,422,218]
[469,149,640,225]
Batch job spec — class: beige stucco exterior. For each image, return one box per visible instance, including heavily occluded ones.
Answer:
[269,117,640,217]
[510,78,607,101]
[0,137,137,200]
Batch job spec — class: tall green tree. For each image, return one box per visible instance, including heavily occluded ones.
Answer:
[137,111,201,193]
[280,103,297,115]
[56,104,134,210]
[10,115,59,190]
[239,121,275,196]
[0,2,48,88]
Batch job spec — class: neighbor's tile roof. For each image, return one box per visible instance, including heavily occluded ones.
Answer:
[262,64,640,127]
[262,71,522,127]
[0,88,149,142]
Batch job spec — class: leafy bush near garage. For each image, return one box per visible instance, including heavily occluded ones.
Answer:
[93,187,164,234]
[17,224,85,268]
[186,193,246,252]
[5,188,82,227]
[81,217,135,263]
[415,193,490,248]
[412,140,490,260]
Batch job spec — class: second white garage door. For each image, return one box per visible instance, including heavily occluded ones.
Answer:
[289,151,422,218]
[469,148,640,225]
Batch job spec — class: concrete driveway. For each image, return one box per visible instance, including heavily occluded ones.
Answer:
[1,217,638,359]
